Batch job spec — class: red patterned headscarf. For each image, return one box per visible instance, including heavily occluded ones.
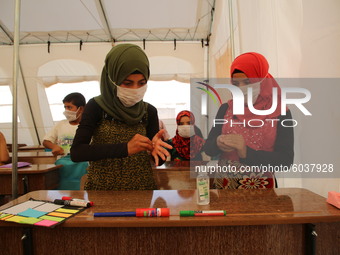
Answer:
[229,52,282,121]
[172,111,205,160]
[222,52,282,161]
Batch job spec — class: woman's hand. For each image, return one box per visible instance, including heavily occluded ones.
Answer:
[151,129,173,166]
[220,134,247,158]
[217,135,235,152]
[127,134,153,156]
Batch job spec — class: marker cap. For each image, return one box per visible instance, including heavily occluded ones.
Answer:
[179,210,195,217]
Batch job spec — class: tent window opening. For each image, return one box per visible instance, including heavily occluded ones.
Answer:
[45,81,100,121]
[144,80,190,120]
[0,85,20,123]
[45,80,189,122]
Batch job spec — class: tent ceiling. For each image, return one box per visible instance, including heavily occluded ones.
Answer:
[0,0,215,45]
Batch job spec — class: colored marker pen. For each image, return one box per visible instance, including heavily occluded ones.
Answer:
[94,208,170,217]
[62,196,94,207]
[54,199,91,208]
[180,210,226,217]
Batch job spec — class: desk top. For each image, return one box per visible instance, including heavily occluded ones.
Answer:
[0,188,339,228]
[0,164,62,174]
[10,151,55,158]
[18,145,45,151]
[153,161,208,170]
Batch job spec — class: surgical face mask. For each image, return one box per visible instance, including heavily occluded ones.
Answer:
[63,108,79,122]
[116,85,147,107]
[177,125,195,138]
[108,74,148,107]
[239,81,261,105]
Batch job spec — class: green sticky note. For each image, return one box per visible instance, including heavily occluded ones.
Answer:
[39,215,64,222]
[19,217,42,225]
[0,213,10,219]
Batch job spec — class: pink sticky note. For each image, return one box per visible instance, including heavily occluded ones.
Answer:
[34,219,58,227]
[327,191,340,209]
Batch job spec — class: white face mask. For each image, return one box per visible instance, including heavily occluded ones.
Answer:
[63,108,79,122]
[177,125,195,138]
[239,81,261,105]
[116,85,148,107]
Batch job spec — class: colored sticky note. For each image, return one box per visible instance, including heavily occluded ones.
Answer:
[55,208,79,214]
[34,219,58,227]
[39,215,64,222]
[0,215,14,221]
[5,216,27,223]
[48,212,72,218]
[18,208,47,218]
[19,217,42,225]
[0,213,10,219]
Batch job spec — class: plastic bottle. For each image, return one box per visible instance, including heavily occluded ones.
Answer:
[196,171,210,205]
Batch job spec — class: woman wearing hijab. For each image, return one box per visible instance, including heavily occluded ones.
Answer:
[167,110,205,161]
[204,52,294,189]
[71,44,172,190]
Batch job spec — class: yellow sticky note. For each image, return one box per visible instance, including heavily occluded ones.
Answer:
[20,217,42,225]
[55,208,79,214]
[6,216,27,223]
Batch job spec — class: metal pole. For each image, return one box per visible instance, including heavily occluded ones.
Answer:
[228,0,235,60]
[12,0,21,199]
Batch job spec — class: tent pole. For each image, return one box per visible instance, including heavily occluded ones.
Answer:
[12,0,21,199]
[228,0,235,60]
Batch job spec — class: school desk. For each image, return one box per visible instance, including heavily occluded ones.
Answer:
[152,161,207,189]
[17,145,45,152]
[0,188,339,255]
[153,160,208,170]
[0,164,61,195]
[10,151,57,164]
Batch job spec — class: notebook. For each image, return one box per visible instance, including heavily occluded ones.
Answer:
[0,162,32,169]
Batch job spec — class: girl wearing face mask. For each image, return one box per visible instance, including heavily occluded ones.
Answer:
[204,52,294,189]
[71,44,172,191]
[166,111,205,161]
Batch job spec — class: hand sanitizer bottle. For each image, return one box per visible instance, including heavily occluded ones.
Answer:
[197,171,210,205]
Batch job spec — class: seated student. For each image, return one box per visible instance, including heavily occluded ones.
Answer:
[43,92,88,190]
[0,131,9,165]
[71,44,172,191]
[43,92,86,156]
[166,110,205,161]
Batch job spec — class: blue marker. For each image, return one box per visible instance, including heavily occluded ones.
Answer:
[94,212,136,217]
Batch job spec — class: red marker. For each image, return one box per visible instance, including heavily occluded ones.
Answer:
[62,196,94,207]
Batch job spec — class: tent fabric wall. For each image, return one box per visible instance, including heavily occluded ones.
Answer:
[0,42,204,145]
[208,0,340,197]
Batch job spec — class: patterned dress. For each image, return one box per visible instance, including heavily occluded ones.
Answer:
[85,113,157,190]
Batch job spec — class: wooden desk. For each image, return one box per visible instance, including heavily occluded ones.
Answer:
[0,188,339,255]
[153,161,207,189]
[18,145,45,152]
[0,164,61,195]
[10,151,57,164]
[153,160,208,170]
